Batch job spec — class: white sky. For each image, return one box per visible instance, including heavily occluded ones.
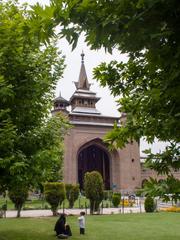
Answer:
[19,0,168,156]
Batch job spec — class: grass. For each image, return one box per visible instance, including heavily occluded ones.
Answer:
[0,196,113,210]
[0,213,180,240]
[0,196,84,210]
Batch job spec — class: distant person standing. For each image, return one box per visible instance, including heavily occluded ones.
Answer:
[78,211,86,235]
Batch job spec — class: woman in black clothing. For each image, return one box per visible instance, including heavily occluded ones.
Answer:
[54,214,72,237]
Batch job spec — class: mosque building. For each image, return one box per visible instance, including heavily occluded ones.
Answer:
[52,53,180,193]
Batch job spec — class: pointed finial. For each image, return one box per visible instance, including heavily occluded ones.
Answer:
[59,91,61,97]
[81,51,85,63]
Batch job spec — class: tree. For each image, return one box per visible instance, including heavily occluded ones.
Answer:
[142,176,180,203]
[65,183,80,208]
[84,171,104,214]
[39,0,180,201]
[0,1,70,199]
[26,113,70,186]
[44,182,66,216]
[8,183,29,218]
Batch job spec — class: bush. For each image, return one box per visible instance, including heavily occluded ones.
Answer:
[8,185,29,217]
[103,190,113,201]
[44,182,65,215]
[65,183,79,208]
[84,171,104,214]
[103,190,109,200]
[114,192,121,198]
[144,196,155,212]
[0,203,7,218]
[112,193,121,207]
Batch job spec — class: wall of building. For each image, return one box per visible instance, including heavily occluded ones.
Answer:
[63,124,141,192]
[141,163,180,187]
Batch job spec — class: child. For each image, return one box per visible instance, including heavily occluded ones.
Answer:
[78,211,85,235]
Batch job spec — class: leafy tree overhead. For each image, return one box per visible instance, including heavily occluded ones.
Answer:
[37,0,180,201]
[0,1,70,195]
[49,0,180,144]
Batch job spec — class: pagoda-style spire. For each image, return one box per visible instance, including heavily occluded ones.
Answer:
[52,92,70,115]
[75,52,91,90]
[70,52,101,114]
[81,51,85,63]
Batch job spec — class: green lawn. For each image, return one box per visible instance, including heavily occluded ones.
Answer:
[0,196,113,210]
[0,213,179,240]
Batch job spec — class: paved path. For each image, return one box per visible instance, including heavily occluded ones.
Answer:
[5,206,144,218]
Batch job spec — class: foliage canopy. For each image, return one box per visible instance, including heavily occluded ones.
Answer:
[0,1,70,196]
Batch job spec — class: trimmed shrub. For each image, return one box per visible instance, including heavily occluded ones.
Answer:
[103,190,109,200]
[112,193,121,207]
[8,185,29,217]
[84,171,104,214]
[44,182,65,216]
[144,196,155,212]
[108,190,113,201]
[114,192,121,198]
[65,183,79,208]
[103,190,113,201]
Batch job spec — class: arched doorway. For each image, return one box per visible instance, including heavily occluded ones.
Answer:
[78,144,110,190]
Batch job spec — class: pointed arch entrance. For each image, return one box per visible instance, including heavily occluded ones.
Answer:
[78,140,110,190]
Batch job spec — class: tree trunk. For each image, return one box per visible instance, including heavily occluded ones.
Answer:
[90,200,96,214]
[16,206,21,218]
[52,209,57,216]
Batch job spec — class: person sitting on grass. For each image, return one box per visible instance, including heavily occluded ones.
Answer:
[54,213,72,238]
